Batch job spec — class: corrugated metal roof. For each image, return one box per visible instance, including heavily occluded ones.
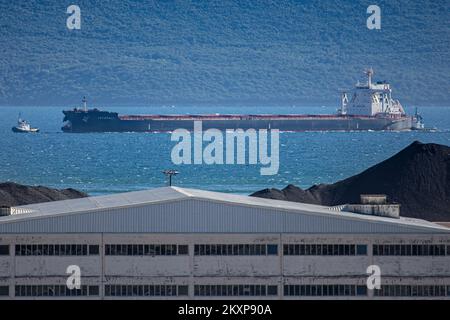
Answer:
[5,187,186,219]
[0,187,448,234]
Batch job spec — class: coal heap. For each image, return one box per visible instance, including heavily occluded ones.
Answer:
[251,141,450,221]
[0,182,87,207]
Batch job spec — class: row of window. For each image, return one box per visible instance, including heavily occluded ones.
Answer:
[1,243,449,257]
[3,244,279,257]
[373,245,448,256]
[14,244,99,256]
[194,285,278,296]
[374,285,449,297]
[283,244,367,256]
[284,285,367,296]
[194,244,278,256]
[105,244,188,256]
[105,285,188,297]
[0,284,276,298]
[14,285,99,297]
[2,285,450,298]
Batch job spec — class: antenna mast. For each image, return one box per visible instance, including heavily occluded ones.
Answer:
[163,170,179,186]
[82,96,87,112]
[365,68,374,88]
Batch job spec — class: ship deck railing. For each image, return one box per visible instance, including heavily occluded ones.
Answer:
[117,114,395,121]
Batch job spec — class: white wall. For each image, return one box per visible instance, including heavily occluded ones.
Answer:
[0,233,449,299]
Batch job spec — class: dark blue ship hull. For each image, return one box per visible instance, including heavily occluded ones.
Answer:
[62,109,414,132]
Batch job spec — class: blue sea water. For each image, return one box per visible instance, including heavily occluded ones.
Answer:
[0,105,449,196]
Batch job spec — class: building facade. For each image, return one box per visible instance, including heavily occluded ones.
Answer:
[0,187,449,300]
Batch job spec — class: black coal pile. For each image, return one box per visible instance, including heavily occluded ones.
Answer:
[0,182,87,207]
[251,141,450,221]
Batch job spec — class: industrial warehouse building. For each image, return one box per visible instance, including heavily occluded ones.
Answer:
[0,186,449,300]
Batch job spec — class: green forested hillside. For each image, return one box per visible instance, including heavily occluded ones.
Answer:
[0,0,449,106]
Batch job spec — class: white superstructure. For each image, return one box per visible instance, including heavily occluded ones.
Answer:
[0,187,449,300]
[339,68,406,117]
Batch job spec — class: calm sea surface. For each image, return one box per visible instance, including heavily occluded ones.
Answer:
[1,105,449,195]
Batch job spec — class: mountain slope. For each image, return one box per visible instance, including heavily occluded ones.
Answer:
[251,141,450,221]
[0,0,449,106]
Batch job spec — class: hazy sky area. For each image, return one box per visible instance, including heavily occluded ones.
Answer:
[0,0,449,106]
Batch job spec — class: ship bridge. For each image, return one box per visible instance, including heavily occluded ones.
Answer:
[339,69,405,117]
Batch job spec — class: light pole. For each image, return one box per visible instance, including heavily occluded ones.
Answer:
[162,170,179,186]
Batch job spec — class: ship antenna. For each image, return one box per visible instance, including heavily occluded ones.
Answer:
[82,96,87,112]
[365,67,374,88]
[163,169,179,186]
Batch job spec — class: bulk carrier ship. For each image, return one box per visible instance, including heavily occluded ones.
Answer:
[62,69,424,133]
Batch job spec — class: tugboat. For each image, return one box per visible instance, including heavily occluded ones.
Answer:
[412,107,425,130]
[12,114,39,133]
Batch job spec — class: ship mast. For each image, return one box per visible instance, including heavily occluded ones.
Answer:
[82,96,87,112]
[365,67,374,88]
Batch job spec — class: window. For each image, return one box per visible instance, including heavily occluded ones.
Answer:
[105,285,185,297]
[105,244,187,256]
[88,245,99,255]
[0,245,9,255]
[356,245,367,255]
[14,244,91,256]
[283,244,365,256]
[178,245,189,255]
[267,245,278,255]
[194,285,274,297]
[194,244,276,256]
[267,286,278,296]
[374,285,447,297]
[88,286,99,296]
[284,285,367,297]
[0,286,9,296]
[373,244,448,256]
[15,285,97,297]
[356,285,367,296]
[178,285,189,296]
[167,245,177,255]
